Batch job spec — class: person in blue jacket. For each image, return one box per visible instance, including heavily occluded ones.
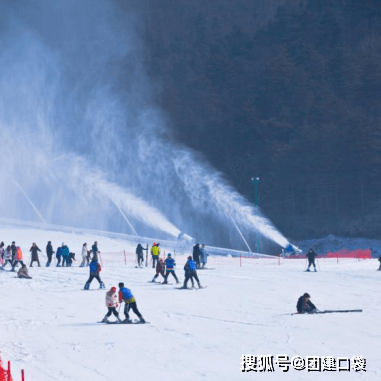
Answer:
[162,253,179,284]
[181,256,202,289]
[84,258,105,289]
[118,282,145,323]
[56,245,62,267]
[61,243,70,267]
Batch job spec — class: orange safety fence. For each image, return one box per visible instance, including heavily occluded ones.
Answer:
[0,355,25,381]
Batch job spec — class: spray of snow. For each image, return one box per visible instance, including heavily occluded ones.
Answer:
[0,0,287,249]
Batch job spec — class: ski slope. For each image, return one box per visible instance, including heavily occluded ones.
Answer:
[0,226,379,381]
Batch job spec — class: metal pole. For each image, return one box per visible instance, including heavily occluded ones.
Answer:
[252,177,260,253]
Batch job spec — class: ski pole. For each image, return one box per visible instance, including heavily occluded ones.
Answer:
[317,258,321,272]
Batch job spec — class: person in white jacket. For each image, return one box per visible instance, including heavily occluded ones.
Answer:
[80,243,89,267]
[102,286,122,323]
[2,245,12,269]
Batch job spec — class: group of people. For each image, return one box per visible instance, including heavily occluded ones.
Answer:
[0,241,34,273]
[150,252,203,289]
[192,243,208,269]
[102,283,146,324]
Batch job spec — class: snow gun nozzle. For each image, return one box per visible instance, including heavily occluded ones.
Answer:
[178,232,195,244]
[283,243,302,255]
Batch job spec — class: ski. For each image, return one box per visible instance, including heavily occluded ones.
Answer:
[316,309,362,314]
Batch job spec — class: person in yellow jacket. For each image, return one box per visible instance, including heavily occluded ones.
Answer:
[150,242,161,268]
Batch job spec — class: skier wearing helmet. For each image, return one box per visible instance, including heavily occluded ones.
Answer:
[102,286,122,323]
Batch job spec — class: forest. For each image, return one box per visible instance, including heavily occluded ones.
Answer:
[131,0,381,240]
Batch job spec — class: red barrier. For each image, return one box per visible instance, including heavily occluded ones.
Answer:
[327,249,371,260]
[0,355,26,381]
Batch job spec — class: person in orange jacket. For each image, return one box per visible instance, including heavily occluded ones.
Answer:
[12,246,24,271]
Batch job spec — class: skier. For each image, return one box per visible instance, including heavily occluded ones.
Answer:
[1,245,13,269]
[118,282,145,323]
[0,242,4,265]
[80,243,88,267]
[135,243,147,268]
[92,241,100,262]
[150,242,160,268]
[101,286,122,323]
[84,258,105,290]
[181,256,202,289]
[46,241,55,267]
[56,245,62,267]
[151,257,165,282]
[306,248,318,272]
[296,293,317,314]
[17,264,32,279]
[11,246,24,271]
[29,243,41,267]
[193,243,201,269]
[162,253,179,284]
[11,241,17,263]
[378,255,381,271]
[200,244,209,268]
[61,243,70,267]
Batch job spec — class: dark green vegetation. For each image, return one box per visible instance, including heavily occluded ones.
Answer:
[133,0,381,240]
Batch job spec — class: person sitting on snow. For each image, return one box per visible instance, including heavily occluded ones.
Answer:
[17,264,32,279]
[102,286,122,323]
[297,293,317,314]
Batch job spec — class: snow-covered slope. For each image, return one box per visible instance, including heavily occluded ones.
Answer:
[0,227,379,380]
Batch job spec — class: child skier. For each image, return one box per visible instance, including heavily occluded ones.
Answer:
[181,256,202,289]
[162,253,179,284]
[151,257,165,282]
[101,286,122,323]
[306,248,318,272]
[29,243,41,267]
[118,282,145,323]
[296,293,317,314]
[84,258,105,290]
[56,245,62,267]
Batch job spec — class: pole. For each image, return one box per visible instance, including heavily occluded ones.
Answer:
[145,244,148,267]
[252,177,260,253]
[22,369,25,381]
[7,361,10,381]
[226,210,253,253]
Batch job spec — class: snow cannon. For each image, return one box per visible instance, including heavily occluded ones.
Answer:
[282,243,302,257]
[178,232,195,244]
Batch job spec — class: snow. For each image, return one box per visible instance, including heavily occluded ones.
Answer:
[0,226,380,380]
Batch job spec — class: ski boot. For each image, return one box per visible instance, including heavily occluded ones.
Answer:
[162,280,168,284]
[122,318,132,324]
[139,317,146,323]
[180,285,188,289]
[116,316,122,323]
[99,282,105,289]
[198,282,203,289]
[306,268,310,272]
[101,316,109,323]
[314,268,317,272]
[84,283,90,290]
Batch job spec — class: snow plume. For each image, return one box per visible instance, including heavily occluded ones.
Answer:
[0,0,287,249]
